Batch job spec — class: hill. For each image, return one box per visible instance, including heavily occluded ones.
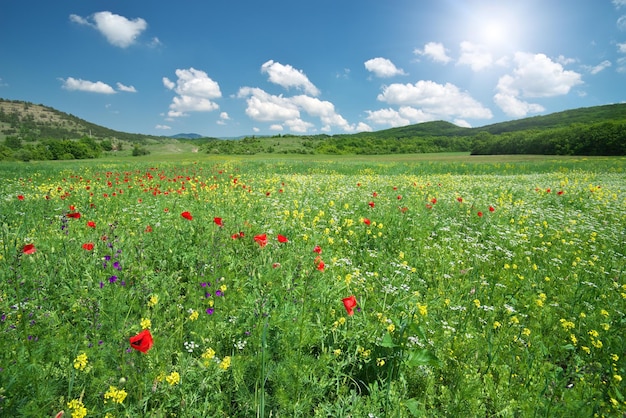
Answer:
[1,98,625,158]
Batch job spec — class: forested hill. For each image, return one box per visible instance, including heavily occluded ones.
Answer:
[1,97,626,158]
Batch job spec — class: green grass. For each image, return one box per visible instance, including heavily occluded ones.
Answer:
[1,154,625,417]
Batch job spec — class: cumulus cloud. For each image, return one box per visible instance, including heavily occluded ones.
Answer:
[61,77,116,94]
[116,82,137,93]
[457,41,493,71]
[376,80,493,121]
[494,52,582,117]
[414,42,452,64]
[237,86,358,133]
[618,42,626,53]
[163,68,221,118]
[217,112,230,125]
[364,57,407,77]
[614,0,626,7]
[618,15,626,30]
[155,124,171,130]
[261,60,320,96]
[70,11,147,48]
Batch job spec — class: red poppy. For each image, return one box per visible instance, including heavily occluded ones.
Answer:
[272,263,281,268]
[254,234,268,247]
[316,260,325,271]
[213,217,224,227]
[22,244,36,255]
[277,234,288,243]
[457,197,463,202]
[368,201,375,208]
[313,245,322,254]
[557,190,564,196]
[145,225,153,233]
[342,296,357,316]
[489,206,495,212]
[87,221,96,228]
[363,218,371,226]
[181,211,193,220]
[82,243,94,251]
[372,192,378,197]
[477,211,483,217]
[67,212,81,219]
[17,195,24,201]
[129,329,153,353]
[397,195,402,200]
[431,198,437,204]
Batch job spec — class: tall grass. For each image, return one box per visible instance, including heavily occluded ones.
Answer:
[0,155,624,417]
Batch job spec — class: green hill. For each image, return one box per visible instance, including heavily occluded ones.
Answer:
[2,97,625,159]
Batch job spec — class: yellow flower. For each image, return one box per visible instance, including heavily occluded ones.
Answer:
[522,328,531,337]
[570,334,578,345]
[387,323,395,333]
[140,318,151,330]
[333,349,342,356]
[219,356,231,370]
[148,294,159,308]
[377,358,385,367]
[166,371,181,385]
[614,375,623,382]
[560,318,575,330]
[104,385,128,404]
[220,284,227,293]
[417,303,428,316]
[188,310,199,321]
[67,399,87,418]
[591,339,603,349]
[611,354,619,362]
[493,321,502,329]
[73,352,88,371]
[588,329,599,338]
[473,299,481,308]
[582,346,591,354]
[600,309,609,317]
[202,347,216,360]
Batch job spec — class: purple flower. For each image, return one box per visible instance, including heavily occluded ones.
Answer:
[108,275,117,284]
[104,255,111,261]
[100,281,104,288]
[205,292,211,298]
[113,261,121,271]
[215,290,223,297]
[206,308,214,315]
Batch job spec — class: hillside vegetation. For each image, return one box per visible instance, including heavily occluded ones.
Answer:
[1,97,625,160]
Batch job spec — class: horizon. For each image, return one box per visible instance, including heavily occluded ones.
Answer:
[1,1,626,138]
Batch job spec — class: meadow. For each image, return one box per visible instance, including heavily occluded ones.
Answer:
[0,154,625,417]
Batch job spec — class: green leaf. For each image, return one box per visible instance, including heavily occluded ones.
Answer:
[406,349,440,367]
[379,332,397,348]
[404,398,422,416]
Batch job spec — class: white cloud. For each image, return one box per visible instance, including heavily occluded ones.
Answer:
[414,42,452,64]
[365,106,440,128]
[163,68,221,117]
[618,42,626,53]
[261,60,320,96]
[585,60,612,75]
[618,15,626,30]
[498,52,583,99]
[237,87,358,133]
[61,77,116,94]
[116,82,137,93]
[155,124,171,130]
[556,55,577,66]
[457,41,493,71]
[617,57,626,73]
[614,0,626,7]
[493,52,582,117]
[364,57,407,77]
[217,112,230,125]
[70,11,147,48]
[454,119,472,128]
[270,124,284,131]
[376,80,493,121]
[355,122,373,132]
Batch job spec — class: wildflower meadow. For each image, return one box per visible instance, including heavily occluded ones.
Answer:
[1,155,625,417]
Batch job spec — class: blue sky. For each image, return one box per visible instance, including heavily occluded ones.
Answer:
[1,1,626,138]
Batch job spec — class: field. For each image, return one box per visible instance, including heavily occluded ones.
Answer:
[1,154,625,417]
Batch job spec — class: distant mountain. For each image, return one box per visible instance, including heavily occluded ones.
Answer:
[169,133,204,139]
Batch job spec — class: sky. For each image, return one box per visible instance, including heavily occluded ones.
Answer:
[1,1,626,138]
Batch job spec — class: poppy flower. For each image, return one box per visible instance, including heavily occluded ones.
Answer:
[342,296,357,316]
[87,221,96,228]
[431,198,437,204]
[145,225,153,233]
[129,329,153,353]
[82,243,94,251]
[181,211,193,220]
[22,244,36,255]
[489,206,495,212]
[363,218,371,226]
[368,201,375,208]
[254,234,268,247]
[477,211,483,217]
[313,245,322,254]
[214,217,224,227]
[17,195,24,201]
[67,212,81,219]
[277,234,288,243]
[316,260,325,271]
